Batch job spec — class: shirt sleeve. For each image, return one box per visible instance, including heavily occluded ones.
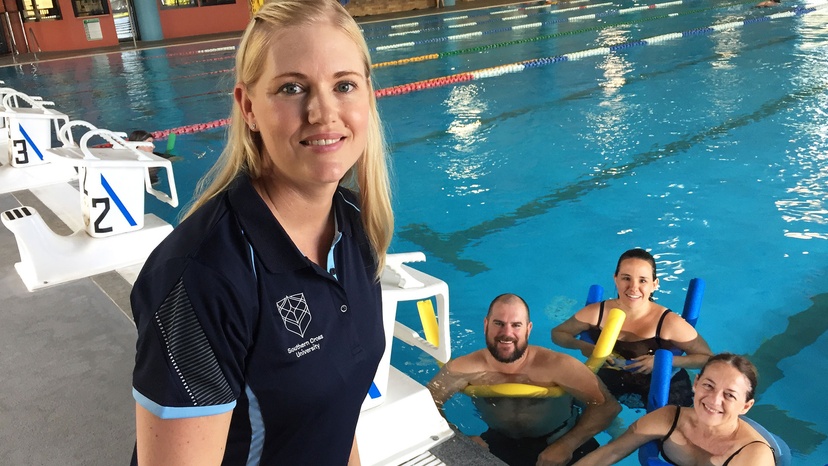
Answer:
[131,259,256,419]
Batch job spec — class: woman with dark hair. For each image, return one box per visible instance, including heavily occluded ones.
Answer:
[552,248,712,408]
[572,353,776,465]
[127,129,169,184]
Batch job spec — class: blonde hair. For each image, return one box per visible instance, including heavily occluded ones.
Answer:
[186,0,393,276]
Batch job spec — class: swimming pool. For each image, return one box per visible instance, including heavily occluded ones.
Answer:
[3,0,828,463]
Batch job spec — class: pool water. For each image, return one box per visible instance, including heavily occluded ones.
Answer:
[3,1,828,464]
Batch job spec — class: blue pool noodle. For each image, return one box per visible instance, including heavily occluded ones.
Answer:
[586,284,604,306]
[638,350,674,466]
[681,278,705,328]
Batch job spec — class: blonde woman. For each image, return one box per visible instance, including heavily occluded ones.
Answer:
[130,1,393,464]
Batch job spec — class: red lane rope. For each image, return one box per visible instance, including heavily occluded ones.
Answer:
[151,118,230,141]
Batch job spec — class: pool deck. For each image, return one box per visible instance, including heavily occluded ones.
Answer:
[0,1,525,464]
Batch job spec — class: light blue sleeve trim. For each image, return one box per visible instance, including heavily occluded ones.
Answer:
[245,385,265,466]
[133,388,236,420]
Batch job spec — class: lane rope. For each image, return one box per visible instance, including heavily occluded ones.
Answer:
[358,0,578,34]
[372,4,826,99]
[148,3,825,138]
[372,0,768,68]
[371,1,613,51]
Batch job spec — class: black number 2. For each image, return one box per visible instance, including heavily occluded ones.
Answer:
[92,197,113,234]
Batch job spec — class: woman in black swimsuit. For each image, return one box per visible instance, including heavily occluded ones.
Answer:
[552,248,712,408]
[571,353,776,465]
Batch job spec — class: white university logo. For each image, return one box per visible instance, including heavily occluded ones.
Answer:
[277,293,312,337]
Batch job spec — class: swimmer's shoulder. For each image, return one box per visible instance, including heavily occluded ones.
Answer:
[657,310,699,340]
[445,348,490,373]
[532,345,581,367]
[573,301,603,323]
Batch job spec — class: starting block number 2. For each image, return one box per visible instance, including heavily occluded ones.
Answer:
[83,171,142,237]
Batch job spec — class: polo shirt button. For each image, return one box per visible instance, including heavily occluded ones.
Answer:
[340,305,348,313]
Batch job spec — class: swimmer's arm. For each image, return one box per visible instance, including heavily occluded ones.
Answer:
[426,361,475,417]
[571,407,672,466]
[542,357,621,464]
[135,403,232,465]
[551,314,594,358]
[664,315,713,369]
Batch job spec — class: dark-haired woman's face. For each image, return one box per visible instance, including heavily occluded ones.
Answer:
[614,258,658,306]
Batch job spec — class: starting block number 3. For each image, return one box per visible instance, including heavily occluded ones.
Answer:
[11,139,31,165]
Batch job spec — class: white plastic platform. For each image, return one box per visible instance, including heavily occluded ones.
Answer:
[46,125,177,237]
[0,91,78,193]
[357,366,453,466]
[1,205,172,291]
[0,157,79,194]
[356,253,454,465]
[1,124,178,291]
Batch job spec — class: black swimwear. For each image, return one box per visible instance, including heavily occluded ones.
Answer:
[480,428,599,466]
[659,405,777,465]
[586,302,693,409]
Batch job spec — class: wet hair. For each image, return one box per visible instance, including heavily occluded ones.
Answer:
[615,248,658,301]
[614,248,657,280]
[699,353,759,401]
[487,293,530,321]
[128,130,152,142]
[185,0,393,277]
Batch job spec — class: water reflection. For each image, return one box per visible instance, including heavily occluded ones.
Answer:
[776,43,828,238]
[441,83,492,197]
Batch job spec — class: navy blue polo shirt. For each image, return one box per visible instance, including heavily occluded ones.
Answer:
[131,175,385,465]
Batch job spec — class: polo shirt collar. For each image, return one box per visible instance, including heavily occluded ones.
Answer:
[227,174,354,274]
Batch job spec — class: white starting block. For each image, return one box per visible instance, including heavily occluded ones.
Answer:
[356,252,454,466]
[0,84,34,146]
[1,125,178,291]
[0,90,78,194]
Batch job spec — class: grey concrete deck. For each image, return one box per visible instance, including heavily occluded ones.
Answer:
[0,190,136,465]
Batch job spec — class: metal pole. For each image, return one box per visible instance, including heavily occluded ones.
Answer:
[3,12,18,55]
[17,12,30,53]
[125,0,137,48]
[28,26,40,52]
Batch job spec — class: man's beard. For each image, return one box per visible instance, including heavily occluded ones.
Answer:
[486,337,528,363]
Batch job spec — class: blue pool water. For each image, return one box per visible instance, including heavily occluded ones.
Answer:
[3,1,828,463]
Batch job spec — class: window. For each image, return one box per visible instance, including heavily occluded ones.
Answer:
[160,0,235,8]
[160,0,197,8]
[19,0,62,21]
[71,0,110,17]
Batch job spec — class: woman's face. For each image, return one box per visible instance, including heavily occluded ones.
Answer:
[693,362,754,426]
[137,137,154,152]
[236,21,370,192]
[613,258,658,306]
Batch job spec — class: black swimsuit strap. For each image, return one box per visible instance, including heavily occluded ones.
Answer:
[722,440,776,466]
[658,406,682,466]
[597,301,605,326]
[654,309,671,347]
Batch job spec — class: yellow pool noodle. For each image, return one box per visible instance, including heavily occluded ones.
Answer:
[459,308,626,398]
